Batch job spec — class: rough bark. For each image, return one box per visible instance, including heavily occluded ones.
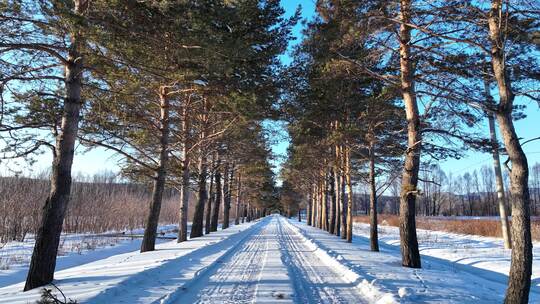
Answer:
[345,146,353,243]
[398,0,421,268]
[140,171,166,252]
[140,89,170,252]
[329,169,336,234]
[222,165,233,229]
[483,68,512,250]
[24,4,86,288]
[247,204,252,222]
[488,2,532,302]
[322,175,329,231]
[177,106,191,243]
[340,145,347,239]
[369,145,379,252]
[307,192,312,226]
[318,181,323,229]
[190,145,208,238]
[497,111,532,304]
[333,125,340,236]
[334,149,341,236]
[314,185,319,227]
[311,184,317,226]
[205,167,214,235]
[210,156,222,232]
[234,173,241,225]
[489,114,512,249]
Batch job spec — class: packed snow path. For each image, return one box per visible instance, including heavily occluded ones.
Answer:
[170,216,367,303]
[276,217,367,304]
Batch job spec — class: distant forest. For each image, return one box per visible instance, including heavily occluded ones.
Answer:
[2,161,539,244]
[355,163,540,217]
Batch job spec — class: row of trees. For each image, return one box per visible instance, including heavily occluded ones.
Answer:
[279,1,539,303]
[1,0,293,291]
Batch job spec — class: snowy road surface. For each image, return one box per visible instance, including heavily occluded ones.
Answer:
[169,216,367,304]
[0,214,538,303]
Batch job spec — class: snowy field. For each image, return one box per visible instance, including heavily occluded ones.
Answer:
[0,225,178,289]
[353,221,540,294]
[0,215,538,303]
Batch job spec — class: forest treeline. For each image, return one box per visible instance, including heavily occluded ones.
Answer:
[0,0,296,292]
[0,170,267,244]
[353,163,540,217]
[277,1,540,304]
[3,160,539,245]
[0,173,179,243]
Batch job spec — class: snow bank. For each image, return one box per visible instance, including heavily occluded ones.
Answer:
[353,222,540,292]
[289,218,540,303]
[283,220,398,304]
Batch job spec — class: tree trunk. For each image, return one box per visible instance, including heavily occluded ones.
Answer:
[247,204,252,222]
[334,151,341,236]
[318,181,323,229]
[369,145,379,252]
[141,90,170,252]
[482,43,512,250]
[222,165,233,229]
[314,184,319,227]
[398,0,421,268]
[235,173,241,225]
[341,145,347,239]
[311,184,317,226]
[497,111,532,304]
[488,2,532,302]
[24,11,85,289]
[205,165,215,235]
[345,146,353,242]
[307,192,312,226]
[190,147,208,238]
[322,175,329,231]
[141,173,166,252]
[210,156,222,232]
[488,112,512,249]
[329,169,336,234]
[177,105,191,243]
[333,124,341,236]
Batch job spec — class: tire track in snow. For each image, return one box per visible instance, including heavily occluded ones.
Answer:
[167,216,368,304]
[276,217,368,304]
[192,224,267,303]
[279,218,365,303]
[167,216,293,304]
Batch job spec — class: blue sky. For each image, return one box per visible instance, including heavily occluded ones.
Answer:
[6,0,539,180]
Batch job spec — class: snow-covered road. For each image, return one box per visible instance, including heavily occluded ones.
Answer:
[277,217,368,304]
[169,216,367,304]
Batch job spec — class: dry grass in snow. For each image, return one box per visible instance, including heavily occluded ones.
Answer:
[354,214,540,241]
